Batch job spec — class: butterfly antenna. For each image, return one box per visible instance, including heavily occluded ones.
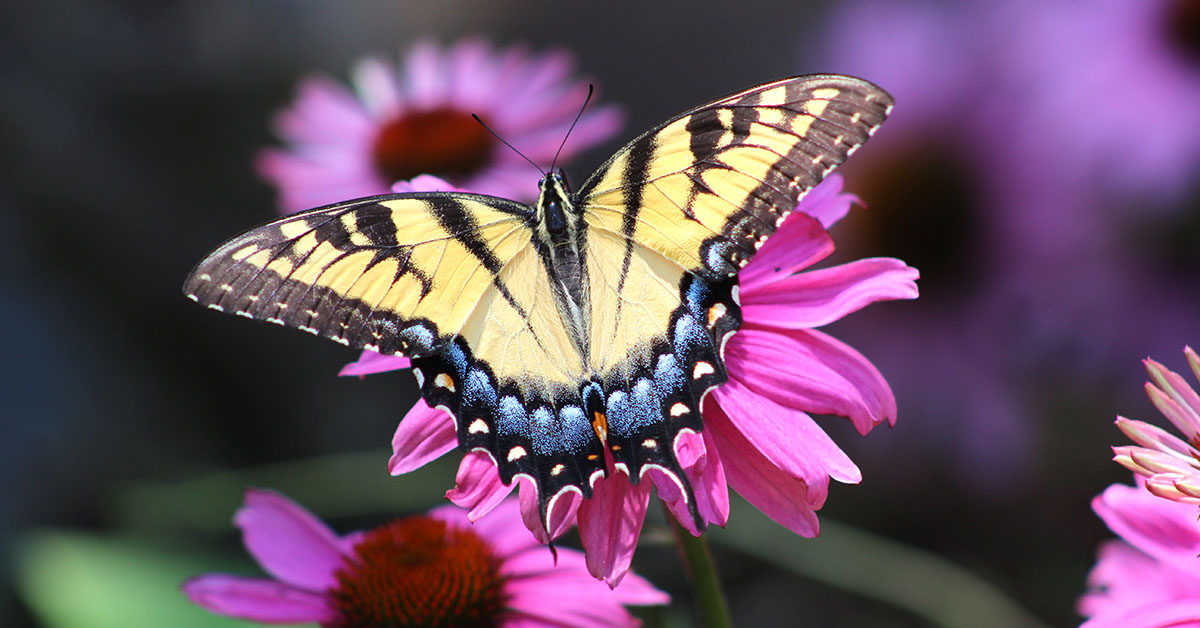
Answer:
[550,84,594,172]
[472,113,545,178]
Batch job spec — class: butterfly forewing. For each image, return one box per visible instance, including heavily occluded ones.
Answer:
[184,194,534,357]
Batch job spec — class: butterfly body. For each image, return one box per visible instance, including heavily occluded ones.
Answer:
[185,74,893,527]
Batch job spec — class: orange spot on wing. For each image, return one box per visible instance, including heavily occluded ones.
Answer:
[591,411,609,446]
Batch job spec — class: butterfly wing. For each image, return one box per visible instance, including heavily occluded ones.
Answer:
[185,193,607,506]
[575,75,892,488]
[185,193,537,357]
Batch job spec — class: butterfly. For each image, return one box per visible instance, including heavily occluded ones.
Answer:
[184,74,892,529]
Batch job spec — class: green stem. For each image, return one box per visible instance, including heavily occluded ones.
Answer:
[667,511,734,628]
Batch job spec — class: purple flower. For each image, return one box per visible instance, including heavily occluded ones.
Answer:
[257,40,623,213]
[183,489,667,627]
[1079,483,1200,627]
[352,175,919,586]
[1113,347,1200,504]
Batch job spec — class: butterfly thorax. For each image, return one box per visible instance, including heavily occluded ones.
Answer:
[533,171,591,361]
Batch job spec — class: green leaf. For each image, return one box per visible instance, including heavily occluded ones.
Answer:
[15,530,290,628]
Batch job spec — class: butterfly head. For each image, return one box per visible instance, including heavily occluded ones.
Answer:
[536,170,577,240]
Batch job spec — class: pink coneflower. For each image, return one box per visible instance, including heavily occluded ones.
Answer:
[1079,483,1200,627]
[1113,347,1200,504]
[182,489,667,627]
[258,40,623,213]
[348,175,919,586]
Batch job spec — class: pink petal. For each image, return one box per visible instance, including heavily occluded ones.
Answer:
[726,326,897,434]
[741,258,919,329]
[445,451,515,520]
[350,57,405,119]
[339,349,411,377]
[181,575,337,623]
[1081,600,1200,628]
[1146,378,1200,443]
[430,499,541,559]
[713,378,861,493]
[503,567,668,628]
[576,472,652,588]
[389,400,457,475]
[799,175,857,229]
[233,489,347,591]
[1092,484,1200,573]
[704,404,820,537]
[273,76,374,144]
[650,429,729,534]
[518,480,582,543]
[739,212,834,288]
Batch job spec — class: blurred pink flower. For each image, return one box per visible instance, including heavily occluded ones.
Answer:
[1113,347,1200,504]
[183,489,667,627]
[994,0,1200,206]
[1079,483,1200,627]
[349,175,919,586]
[258,40,623,213]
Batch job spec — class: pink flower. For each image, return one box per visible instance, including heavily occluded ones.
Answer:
[182,489,667,627]
[1113,346,1200,504]
[349,175,919,586]
[258,39,623,213]
[1079,483,1200,627]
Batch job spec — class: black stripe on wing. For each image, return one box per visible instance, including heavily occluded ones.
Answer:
[183,193,531,358]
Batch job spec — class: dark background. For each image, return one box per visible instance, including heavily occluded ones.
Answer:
[4,1,1198,626]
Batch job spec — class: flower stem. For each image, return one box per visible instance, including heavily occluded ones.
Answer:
[667,512,733,628]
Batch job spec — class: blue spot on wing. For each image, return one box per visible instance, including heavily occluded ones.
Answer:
[464,369,496,408]
[496,395,526,436]
[558,405,591,452]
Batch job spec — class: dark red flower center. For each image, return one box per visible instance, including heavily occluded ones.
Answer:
[330,516,505,628]
[371,108,495,184]
[1165,0,1200,65]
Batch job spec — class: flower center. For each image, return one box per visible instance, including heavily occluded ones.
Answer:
[371,108,495,184]
[1165,0,1200,65]
[331,516,505,628]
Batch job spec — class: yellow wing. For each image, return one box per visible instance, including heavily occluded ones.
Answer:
[184,192,606,510]
[574,75,892,479]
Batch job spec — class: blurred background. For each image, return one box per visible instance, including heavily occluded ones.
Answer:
[3,0,1199,626]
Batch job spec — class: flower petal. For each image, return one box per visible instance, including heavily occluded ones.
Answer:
[576,472,652,588]
[389,400,457,475]
[704,404,820,537]
[739,212,834,288]
[233,489,347,591]
[1092,484,1200,573]
[339,350,411,377]
[503,565,668,628]
[431,499,542,559]
[445,451,515,520]
[651,428,729,534]
[726,326,897,434]
[713,378,861,497]
[518,479,582,543]
[795,174,856,229]
[741,258,919,329]
[1081,599,1200,628]
[181,575,337,623]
